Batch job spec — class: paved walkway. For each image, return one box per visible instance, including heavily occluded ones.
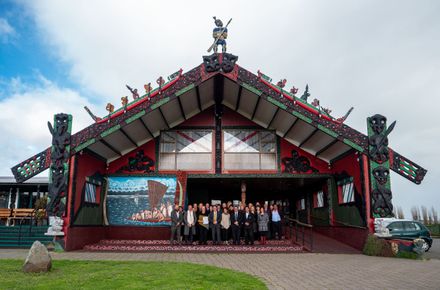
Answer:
[1,249,439,289]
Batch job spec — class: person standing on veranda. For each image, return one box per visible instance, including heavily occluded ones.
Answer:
[184,204,196,245]
[243,206,255,245]
[271,204,282,240]
[220,207,231,245]
[197,207,209,245]
[170,204,183,245]
[209,205,222,245]
[230,206,242,245]
[258,207,269,245]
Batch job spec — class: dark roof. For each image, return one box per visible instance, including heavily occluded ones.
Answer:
[11,54,427,184]
[0,176,48,184]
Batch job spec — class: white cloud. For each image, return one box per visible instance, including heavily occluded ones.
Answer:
[0,75,96,175]
[8,0,440,214]
[0,17,16,42]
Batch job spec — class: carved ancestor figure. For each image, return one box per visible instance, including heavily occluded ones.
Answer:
[282,150,318,173]
[277,79,287,88]
[210,17,230,53]
[368,114,395,163]
[126,85,139,100]
[290,86,299,95]
[121,96,129,107]
[371,166,393,217]
[300,84,310,102]
[106,103,115,114]
[46,113,71,217]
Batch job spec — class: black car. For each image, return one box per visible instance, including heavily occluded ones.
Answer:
[386,220,432,252]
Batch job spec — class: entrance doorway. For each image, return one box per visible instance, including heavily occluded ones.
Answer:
[186,175,328,213]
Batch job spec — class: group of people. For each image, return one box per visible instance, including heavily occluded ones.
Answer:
[170,201,284,246]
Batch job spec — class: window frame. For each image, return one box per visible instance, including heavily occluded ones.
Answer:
[313,190,325,208]
[158,129,215,172]
[297,198,306,211]
[222,129,278,172]
[337,177,355,204]
[84,177,102,205]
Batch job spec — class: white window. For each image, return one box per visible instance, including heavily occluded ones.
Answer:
[223,129,277,170]
[298,198,306,210]
[315,190,324,208]
[159,130,213,170]
[338,178,355,204]
[84,182,100,204]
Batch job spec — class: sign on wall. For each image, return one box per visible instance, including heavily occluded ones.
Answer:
[104,176,176,226]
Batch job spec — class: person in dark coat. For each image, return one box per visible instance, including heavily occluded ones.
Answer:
[208,205,222,244]
[243,206,255,245]
[170,204,183,245]
[230,206,242,245]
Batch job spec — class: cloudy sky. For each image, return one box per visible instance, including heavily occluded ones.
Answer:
[0,0,439,216]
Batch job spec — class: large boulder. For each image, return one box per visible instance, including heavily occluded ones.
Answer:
[22,241,52,273]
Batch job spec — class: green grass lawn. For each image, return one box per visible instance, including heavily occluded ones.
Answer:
[0,259,266,290]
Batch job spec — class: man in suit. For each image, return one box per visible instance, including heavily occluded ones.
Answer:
[230,206,242,245]
[170,204,183,245]
[243,206,255,245]
[208,205,222,245]
[184,204,196,245]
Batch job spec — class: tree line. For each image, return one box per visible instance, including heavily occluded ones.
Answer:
[393,206,439,225]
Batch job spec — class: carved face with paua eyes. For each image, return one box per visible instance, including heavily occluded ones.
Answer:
[369,114,387,134]
[373,166,389,185]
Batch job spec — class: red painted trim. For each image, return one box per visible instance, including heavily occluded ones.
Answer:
[96,69,183,124]
[222,170,279,174]
[257,71,346,125]
[362,154,374,233]
[159,169,215,175]
[65,155,76,230]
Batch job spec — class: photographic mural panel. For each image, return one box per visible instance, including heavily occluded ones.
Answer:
[106,176,176,226]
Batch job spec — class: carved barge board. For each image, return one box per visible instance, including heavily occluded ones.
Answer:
[10,54,427,185]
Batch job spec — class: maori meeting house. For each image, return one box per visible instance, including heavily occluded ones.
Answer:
[9,51,427,251]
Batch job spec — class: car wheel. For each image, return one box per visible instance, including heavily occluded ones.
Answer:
[421,239,431,252]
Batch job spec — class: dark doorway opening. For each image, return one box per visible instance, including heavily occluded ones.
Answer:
[186,176,328,212]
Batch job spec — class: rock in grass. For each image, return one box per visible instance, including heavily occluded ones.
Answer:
[23,241,52,273]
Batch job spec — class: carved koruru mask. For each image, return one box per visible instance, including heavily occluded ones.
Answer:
[373,166,389,185]
[369,114,387,134]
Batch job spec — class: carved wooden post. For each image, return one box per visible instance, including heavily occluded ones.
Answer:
[46,113,72,217]
[241,181,246,206]
[367,114,394,218]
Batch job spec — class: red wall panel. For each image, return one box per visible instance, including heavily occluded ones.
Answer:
[107,140,156,174]
[222,107,257,127]
[73,152,106,215]
[179,107,215,127]
[279,139,331,174]
[331,152,362,198]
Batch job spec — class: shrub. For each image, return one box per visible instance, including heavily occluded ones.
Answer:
[362,234,394,257]
[396,251,419,259]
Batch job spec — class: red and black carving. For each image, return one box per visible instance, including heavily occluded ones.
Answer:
[203,54,221,73]
[47,113,72,217]
[202,53,238,74]
[117,150,155,173]
[368,114,395,163]
[390,150,427,185]
[371,166,393,217]
[222,53,238,73]
[282,150,318,173]
[11,148,51,183]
